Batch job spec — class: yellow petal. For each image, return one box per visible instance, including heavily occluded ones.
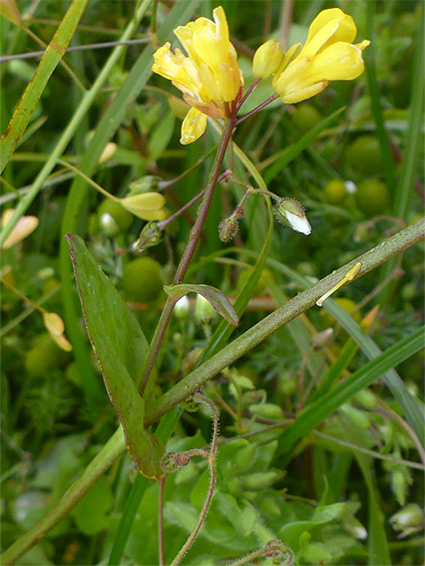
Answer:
[43,312,73,352]
[180,107,207,145]
[310,42,366,81]
[306,8,348,42]
[2,209,39,249]
[279,80,328,104]
[121,193,167,220]
[51,333,73,352]
[301,8,358,60]
[43,312,65,336]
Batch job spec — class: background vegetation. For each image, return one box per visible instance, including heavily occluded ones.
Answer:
[1,1,424,565]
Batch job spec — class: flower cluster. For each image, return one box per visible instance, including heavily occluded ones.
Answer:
[152,6,243,144]
[152,6,369,144]
[271,8,370,103]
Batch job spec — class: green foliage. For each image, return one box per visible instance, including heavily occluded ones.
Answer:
[1,1,423,566]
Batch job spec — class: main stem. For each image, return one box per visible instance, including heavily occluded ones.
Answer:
[138,117,236,396]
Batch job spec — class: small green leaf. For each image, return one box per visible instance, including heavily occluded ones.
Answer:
[67,233,164,478]
[164,283,239,326]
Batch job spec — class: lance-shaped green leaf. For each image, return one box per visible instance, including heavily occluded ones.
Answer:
[67,233,164,478]
[164,283,239,326]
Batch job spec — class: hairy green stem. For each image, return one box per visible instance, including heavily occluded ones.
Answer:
[170,393,219,566]
[147,218,425,423]
[138,117,236,395]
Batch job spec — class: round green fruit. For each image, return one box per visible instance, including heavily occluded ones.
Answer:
[323,179,347,205]
[97,199,133,232]
[345,136,382,176]
[25,333,69,377]
[355,179,391,216]
[292,103,322,135]
[122,257,163,303]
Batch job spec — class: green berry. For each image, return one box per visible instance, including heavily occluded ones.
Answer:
[355,179,391,216]
[121,257,163,303]
[292,103,322,135]
[345,136,383,176]
[25,333,69,377]
[323,179,347,205]
[97,199,133,232]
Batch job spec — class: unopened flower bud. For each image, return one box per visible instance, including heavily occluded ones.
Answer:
[274,198,311,235]
[195,294,217,326]
[160,452,179,473]
[133,221,163,253]
[99,212,120,236]
[390,504,425,538]
[174,295,190,319]
[98,142,117,164]
[219,217,239,242]
[253,40,284,79]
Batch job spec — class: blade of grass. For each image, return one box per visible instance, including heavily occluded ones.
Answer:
[379,6,424,304]
[0,0,88,174]
[264,106,345,184]
[324,300,424,448]
[0,0,152,248]
[275,326,424,461]
[364,0,396,195]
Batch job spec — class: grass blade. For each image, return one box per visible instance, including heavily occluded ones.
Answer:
[0,0,88,174]
[275,326,424,459]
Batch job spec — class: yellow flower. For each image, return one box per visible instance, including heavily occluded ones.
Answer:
[272,8,370,104]
[152,6,243,145]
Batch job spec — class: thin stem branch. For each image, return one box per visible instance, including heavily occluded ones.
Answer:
[138,117,237,395]
[235,93,279,126]
[158,146,217,190]
[170,394,219,566]
[158,476,166,566]
[159,187,207,229]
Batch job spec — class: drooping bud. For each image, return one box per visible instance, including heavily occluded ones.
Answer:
[219,217,239,242]
[133,221,163,253]
[253,40,284,79]
[274,198,311,235]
